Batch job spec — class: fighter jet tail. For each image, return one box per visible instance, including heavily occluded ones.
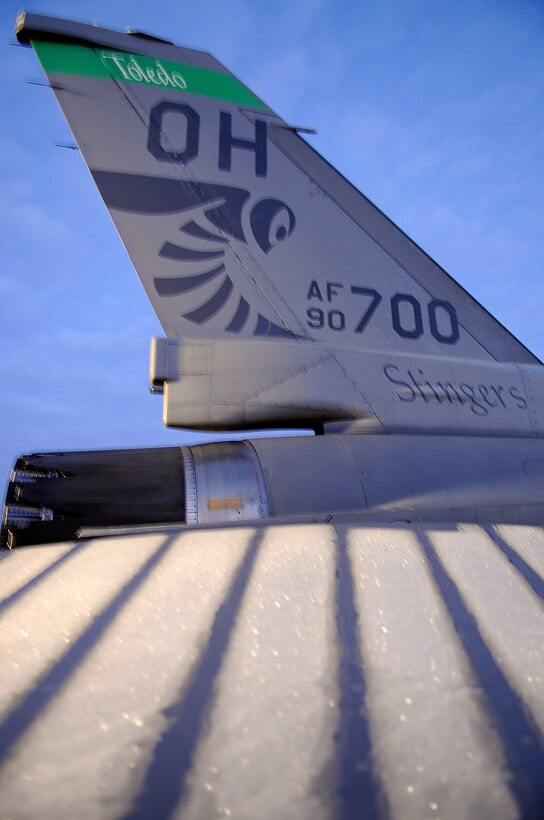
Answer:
[17,12,543,433]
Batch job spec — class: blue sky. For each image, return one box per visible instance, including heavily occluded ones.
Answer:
[1,0,543,488]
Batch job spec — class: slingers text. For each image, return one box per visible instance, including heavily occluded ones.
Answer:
[384,363,528,417]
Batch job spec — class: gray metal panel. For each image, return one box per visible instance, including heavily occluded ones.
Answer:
[267,126,541,366]
[250,434,544,521]
[342,433,544,510]
[155,337,544,434]
[251,435,367,516]
[0,519,543,818]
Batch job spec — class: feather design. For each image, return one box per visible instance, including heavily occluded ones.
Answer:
[91,170,299,338]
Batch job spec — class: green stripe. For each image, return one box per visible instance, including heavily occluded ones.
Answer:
[32,40,265,108]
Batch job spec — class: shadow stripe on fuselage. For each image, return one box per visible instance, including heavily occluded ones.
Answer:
[0,534,176,765]
[417,530,544,816]
[0,541,87,616]
[484,525,544,601]
[334,528,386,820]
[125,531,263,820]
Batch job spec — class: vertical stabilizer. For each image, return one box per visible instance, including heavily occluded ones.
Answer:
[16,12,542,432]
